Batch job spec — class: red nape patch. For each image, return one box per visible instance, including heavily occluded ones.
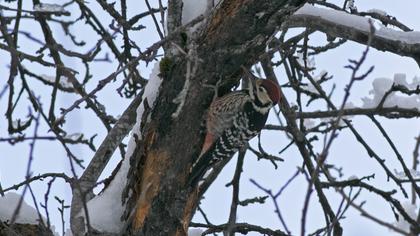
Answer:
[261,79,281,105]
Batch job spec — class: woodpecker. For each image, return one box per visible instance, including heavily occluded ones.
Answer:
[189,77,281,185]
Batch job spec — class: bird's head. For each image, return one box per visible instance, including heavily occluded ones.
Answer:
[253,79,281,108]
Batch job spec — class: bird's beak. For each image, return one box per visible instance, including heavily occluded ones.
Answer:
[246,75,257,91]
[241,66,257,90]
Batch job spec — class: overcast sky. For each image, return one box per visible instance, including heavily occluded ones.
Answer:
[1,1,420,235]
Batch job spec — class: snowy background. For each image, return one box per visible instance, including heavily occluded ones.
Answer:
[1,0,419,235]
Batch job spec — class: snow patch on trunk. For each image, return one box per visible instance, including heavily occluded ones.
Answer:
[82,62,162,233]
[182,0,208,24]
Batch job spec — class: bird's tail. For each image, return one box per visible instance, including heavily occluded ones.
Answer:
[188,131,238,186]
[188,151,212,187]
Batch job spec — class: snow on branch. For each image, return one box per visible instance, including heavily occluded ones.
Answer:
[38,75,75,92]
[394,201,419,232]
[0,192,46,225]
[287,4,420,65]
[362,74,420,110]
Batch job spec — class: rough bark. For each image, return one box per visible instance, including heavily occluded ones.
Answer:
[122,0,307,235]
[0,222,54,236]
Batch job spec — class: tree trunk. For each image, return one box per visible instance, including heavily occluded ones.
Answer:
[123,1,307,235]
